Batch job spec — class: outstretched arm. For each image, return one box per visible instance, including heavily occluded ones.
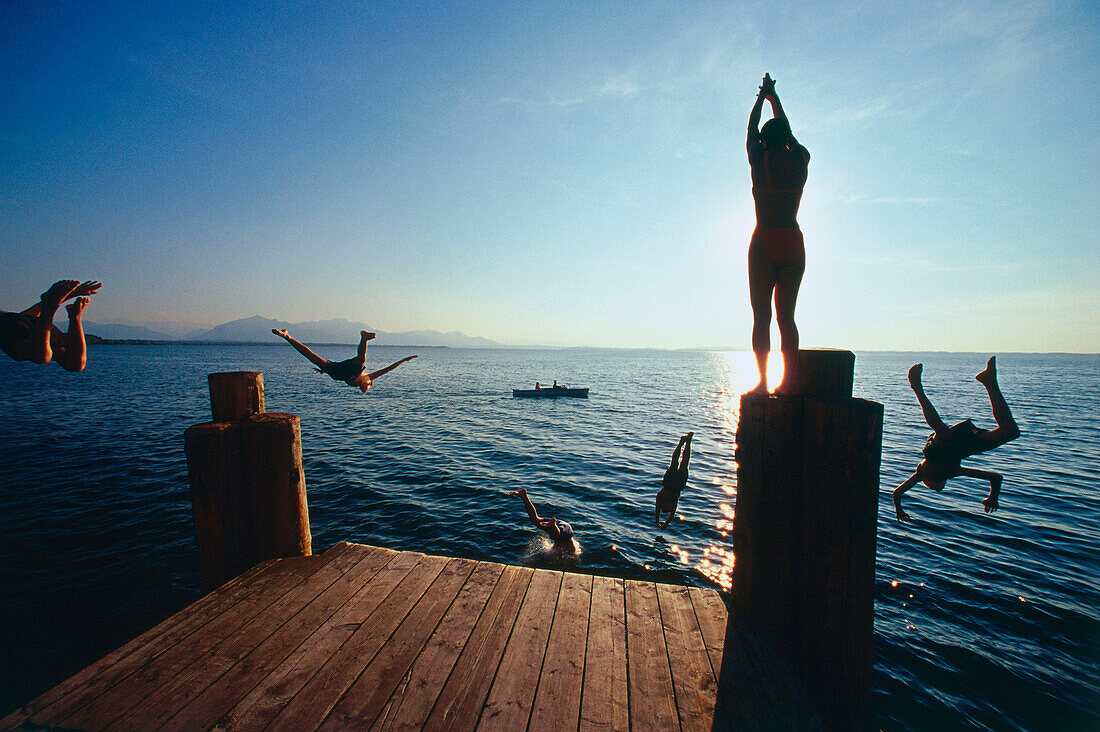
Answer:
[893,471,922,522]
[367,355,418,382]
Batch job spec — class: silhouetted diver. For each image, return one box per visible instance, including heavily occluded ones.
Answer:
[272,328,417,393]
[746,73,810,395]
[893,357,1021,521]
[656,432,693,528]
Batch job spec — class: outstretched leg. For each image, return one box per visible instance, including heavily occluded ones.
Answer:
[668,435,686,471]
[351,330,375,369]
[975,356,1020,447]
[908,364,949,436]
[54,297,90,371]
[272,329,328,369]
[367,354,418,382]
[510,488,544,529]
[748,249,776,394]
[772,263,804,395]
[677,432,693,472]
[21,280,79,363]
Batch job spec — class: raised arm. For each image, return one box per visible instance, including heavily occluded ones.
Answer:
[747,74,774,155]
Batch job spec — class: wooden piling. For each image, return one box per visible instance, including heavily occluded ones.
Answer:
[185,372,311,592]
[208,371,265,421]
[732,348,883,731]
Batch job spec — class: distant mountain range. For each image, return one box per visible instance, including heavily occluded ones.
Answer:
[83,315,500,348]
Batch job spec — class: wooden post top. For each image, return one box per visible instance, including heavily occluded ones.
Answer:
[208,371,265,422]
[741,349,855,399]
[796,348,854,398]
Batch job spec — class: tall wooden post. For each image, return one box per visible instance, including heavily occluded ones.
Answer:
[185,372,311,592]
[732,349,882,731]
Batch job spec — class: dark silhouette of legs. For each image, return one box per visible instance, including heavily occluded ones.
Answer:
[975,357,1019,447]
[748,251,776,394]
[772,264,803,394]
[908,363,949,436]
[748,249,803,394]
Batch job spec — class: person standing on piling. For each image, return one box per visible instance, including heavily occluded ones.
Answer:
[0,279,101,371]
[746,73,810,395]
[893,357,1021,521]
[272,328,417,393]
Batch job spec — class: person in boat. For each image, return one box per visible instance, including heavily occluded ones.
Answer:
[656,432,693,528]
[509,488,577,553]
[893,357,1020,522]
[272,328,417,393]
[535,382,541,390]
[0,279,101,371]
[746,73,809,395]
[552,379,560,389]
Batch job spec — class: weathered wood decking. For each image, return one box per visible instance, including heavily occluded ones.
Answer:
[2,542,821,731]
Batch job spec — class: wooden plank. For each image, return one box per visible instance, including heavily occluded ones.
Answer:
[656,583,718,732]
[579,576,628,732]
[321,558,478,728]
[223,548,424,730]
[689,587,777,730]
[1,555,283,729]
[369,561,505,731]
[476,569,563,730]
[266,553,450,730]
[625,580,678,731]
[42,548,345,729]
[159,545,396,731]
[102,542,366,730]
[422,564,533,732]
[529,572,593,730]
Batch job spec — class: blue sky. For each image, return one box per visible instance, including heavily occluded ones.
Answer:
[2,1,1097,350]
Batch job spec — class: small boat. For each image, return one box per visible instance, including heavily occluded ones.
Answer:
[513,386,590,398]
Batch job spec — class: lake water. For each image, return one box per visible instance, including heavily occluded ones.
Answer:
[1,345,1097,729]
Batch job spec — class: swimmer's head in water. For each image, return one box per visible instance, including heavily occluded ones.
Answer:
[760,117,792,149]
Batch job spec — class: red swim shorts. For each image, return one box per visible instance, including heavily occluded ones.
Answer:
[750,227,805,267]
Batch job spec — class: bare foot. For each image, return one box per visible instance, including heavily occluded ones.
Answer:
[65,297,89,319]
[70,281,102,298]
[685,431,694,440]
[362,331,376,341]
[509,489,527,497]
[748,381,769,395]
[41,280,79,308]
[976,356,996,385]
[272,328,289,338]
[908,363,923,389]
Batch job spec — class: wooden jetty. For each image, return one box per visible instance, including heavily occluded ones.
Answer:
[2,542,821,731]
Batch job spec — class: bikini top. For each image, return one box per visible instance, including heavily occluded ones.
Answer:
[754,148,808,195]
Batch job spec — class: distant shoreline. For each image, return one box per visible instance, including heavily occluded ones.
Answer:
[86,337,448,348]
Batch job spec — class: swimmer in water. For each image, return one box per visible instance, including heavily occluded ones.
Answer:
[272,328,417,393]
[746,73,810,395]
[509,488,577,553]
[656,432,693,528]
[893,357,1021,522]
[0,279,101,372]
